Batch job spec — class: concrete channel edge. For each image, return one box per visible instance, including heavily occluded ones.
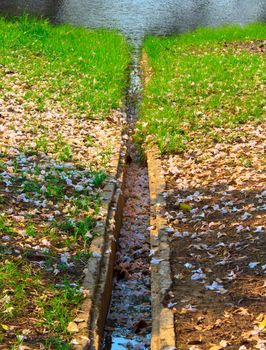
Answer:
[146,147,176,350]
[71,119,176,350]
[72,113,128,350]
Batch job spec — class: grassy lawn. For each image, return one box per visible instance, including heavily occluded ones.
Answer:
[0,15,129,118]
[136,23,266,153]
[0,16,129,348]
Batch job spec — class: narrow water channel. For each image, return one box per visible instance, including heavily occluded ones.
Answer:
[102,146,151,350]
[101,53,152,350]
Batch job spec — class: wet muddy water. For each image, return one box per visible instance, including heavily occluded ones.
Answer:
[1,0,265,44]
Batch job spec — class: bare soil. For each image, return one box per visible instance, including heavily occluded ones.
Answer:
[162,121,266,350]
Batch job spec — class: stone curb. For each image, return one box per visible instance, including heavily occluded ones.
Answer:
[72,113,128,350]
[146,147,176,350]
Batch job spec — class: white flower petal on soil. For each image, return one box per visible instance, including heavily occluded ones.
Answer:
[216,242,226,248]
[187,305,198,312]
[254,226,264,233]
[92,252,101,258]
[190,242,207,250]
[226,270,237,280]
[53,268,60,275]
[71,339,79,345]
[191,272,206,281]
[251,325,261,335]
[184,263,193,269]
[183,231,190,237]
[151,257,163,265]
[191,268,206,281]
[149,249,157,256]
[167,302,177,309]
[2,235,10,241]
[256,340,266,350]
[74,184,84,192]
[231,207,239,213]
[41,238,51,247]
[60,252,71,265]
[236,225,244,232]
[205,281,227,294]
[241,212,252,220]
[173,231,183,238]
[166,227,174,233]
[248,262,260,269]
[85,232,92,239]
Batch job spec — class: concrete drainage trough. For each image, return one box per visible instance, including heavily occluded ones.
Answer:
[147,147,176,350]
[72,116,175,350]
[71,137,176,349]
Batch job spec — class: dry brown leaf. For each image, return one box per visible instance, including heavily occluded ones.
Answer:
[67,322,79,333]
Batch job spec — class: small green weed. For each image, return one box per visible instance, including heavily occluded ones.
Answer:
[45,337,72,350]
[59,217,94,241]
[85,135,94,147]
[25,222,36,237]
[35,135,49,153]
[22,180,42,195]
[0,214,13,235]
[57,144,73,162]
[54,134,73,161]
[99,145,113,167]
[92,171,106,187]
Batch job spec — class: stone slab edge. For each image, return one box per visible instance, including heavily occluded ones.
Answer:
[72,114,128,350]
[146,147,176,350]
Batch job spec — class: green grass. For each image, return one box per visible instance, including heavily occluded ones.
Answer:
[136,23,266,153]
[0,15,130,348]
[0,214,13,235]
[0,15,130,118]
[0,261,82,347]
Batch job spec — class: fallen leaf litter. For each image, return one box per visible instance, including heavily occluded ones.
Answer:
[162,120,266,349]
[0,67,125,347]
